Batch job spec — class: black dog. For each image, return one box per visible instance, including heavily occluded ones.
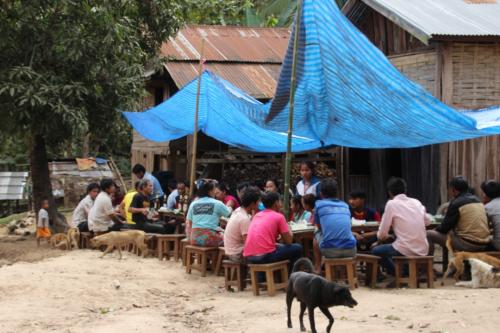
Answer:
[286,258,358,333]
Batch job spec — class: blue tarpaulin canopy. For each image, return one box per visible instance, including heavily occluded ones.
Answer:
[123,0,500,152]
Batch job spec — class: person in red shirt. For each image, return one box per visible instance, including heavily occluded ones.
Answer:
[243,192,302,273]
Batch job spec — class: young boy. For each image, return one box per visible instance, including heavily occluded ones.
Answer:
[37,199,51,246]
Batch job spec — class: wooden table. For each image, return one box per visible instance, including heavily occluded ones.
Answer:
[292,227,315,259]
[158,211,186,233]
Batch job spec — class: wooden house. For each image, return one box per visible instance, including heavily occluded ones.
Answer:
[342,0,500,210]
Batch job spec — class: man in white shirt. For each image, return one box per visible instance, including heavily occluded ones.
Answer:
[88,179,122,233]
[71,183,99,231]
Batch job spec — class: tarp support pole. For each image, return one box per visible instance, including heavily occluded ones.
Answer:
[188,39,205,199]
[283,0,303,219]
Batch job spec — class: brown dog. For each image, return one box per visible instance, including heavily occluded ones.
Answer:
[50,233,69,250]
[67,228,80,250]
[89,230,148,259]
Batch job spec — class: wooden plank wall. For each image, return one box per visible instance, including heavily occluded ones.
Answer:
[444,42,500,195]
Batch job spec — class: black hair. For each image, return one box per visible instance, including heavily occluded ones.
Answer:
[254,179,266,191]
[300,161,316,174]
[132,164,146,175]
[178,179,189,187]
[449,176,469,193]
[197,179,216,198]
[86,182,100,193]
[100,178,115,191]
[261,191,281,209]
[266,179,280,190]
[320,178,338,198]
[237,181,251,192]
[216,182,229,193]
[241,187,261,208]
[302,194,316,209]
[387,177,407,196]
[134,181,140,190]
[167,179,177,190]
[292,194,304,209]
[481,180,500,199]
[349,191,367,200]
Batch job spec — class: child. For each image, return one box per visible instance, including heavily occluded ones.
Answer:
[291,195,311,224]
[37,199,51,246]
[296,162,321,196]
[302,194,316,225]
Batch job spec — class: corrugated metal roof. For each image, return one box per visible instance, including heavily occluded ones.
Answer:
[0,172,28,200]
[361,0,500,42]
[166,62,281,100]
[49,161,114,178]
[161,25,290,63]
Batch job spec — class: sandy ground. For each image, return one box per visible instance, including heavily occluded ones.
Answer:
[1,236,500,333]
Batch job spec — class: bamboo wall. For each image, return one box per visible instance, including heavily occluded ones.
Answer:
[390,51,437,93]
[443,42,500,196]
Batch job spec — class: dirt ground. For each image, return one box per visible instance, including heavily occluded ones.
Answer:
[1,234,500,333]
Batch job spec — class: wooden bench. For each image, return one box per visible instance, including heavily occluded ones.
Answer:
[248,260,289,296]
[394,256,434,288]
[157,234,186,261]
[185,245,219,277]
[214,247,225,276]
[324,257,358,290]
[356,254,380,288]
[223,260,247,292]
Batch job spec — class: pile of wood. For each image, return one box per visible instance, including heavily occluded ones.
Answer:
[6,212,35,236]
[291,162,336,180]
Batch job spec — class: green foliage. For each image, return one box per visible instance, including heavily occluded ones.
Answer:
[183,0,253,25]
[0,0,185,158]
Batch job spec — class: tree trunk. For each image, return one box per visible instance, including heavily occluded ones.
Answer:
[82,132,91,158]
[29,133,66,232]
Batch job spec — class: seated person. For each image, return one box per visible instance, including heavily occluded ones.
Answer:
[427,176,490,255]
[348,191,381,250]
[244,192,303,273]
[129,179,174,234]
[88,179,124,233]
[215,182,240,212]
[481,180,500,251]
[174,180,190,213]
[223,187,261,263]
[313,178,357,273]
[301,194,316,225]
[71,182,99,232]
[265,179,280,193]
[186,179,230,247]
[165,180,178,210]
[372,178,430,276]
[290,194,311,223]
[118,181,139,225]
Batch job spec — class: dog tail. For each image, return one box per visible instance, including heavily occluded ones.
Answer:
[292,258,314,273]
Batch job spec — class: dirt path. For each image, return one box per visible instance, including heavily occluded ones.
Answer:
[0,243,499,333]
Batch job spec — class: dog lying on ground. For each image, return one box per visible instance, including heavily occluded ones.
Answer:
[455,258,500,288]
[286,258,358,333]
[50,233,69,250]
[444,251,500,281]
[67,227,80,250]
[89,230,148,259]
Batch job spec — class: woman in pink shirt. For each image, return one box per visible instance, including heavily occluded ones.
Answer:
[372,178,430,277]
[215,183,240,211]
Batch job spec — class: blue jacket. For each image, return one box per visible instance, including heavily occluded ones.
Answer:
[315,199,356,249]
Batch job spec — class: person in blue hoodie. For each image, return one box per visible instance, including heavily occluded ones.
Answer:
[312,178,357,273]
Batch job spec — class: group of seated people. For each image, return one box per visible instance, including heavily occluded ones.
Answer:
[70,160,500,284]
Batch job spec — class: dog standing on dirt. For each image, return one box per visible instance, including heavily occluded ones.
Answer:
[286,258,358,333]
[89,230,148,259]
[67,228,80,250]
[455,258,500,288]
[50,233,69,250]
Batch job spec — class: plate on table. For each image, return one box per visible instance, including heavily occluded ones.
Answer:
[290,223,315,232]
[363,221,379,227]
[158,207,170,213]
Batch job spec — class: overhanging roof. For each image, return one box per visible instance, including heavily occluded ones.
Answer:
[160,25,290,99]
[346,0,500,43]
[0,172,28,201]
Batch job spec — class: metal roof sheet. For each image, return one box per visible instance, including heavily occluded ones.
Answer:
[166,62,281,100]
[48,161,113,178]
[361,0,500,42]
[161,25,290,63]
[0,172,28,200]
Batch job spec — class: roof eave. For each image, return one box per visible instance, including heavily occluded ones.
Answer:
[361,0,431,44]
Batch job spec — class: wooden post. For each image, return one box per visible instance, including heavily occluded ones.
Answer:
[188,39,205,199]
[283,0,303,219]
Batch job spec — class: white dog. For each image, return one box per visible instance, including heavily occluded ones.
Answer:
[455,258,500,288]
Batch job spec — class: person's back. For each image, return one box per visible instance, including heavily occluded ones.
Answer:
[380,194,429,256]
[71,195,93,227]
[123,190,138,224]
[315,199,355,250]
[88,191,113,232]
[452,192,490,244]
[244,209,286,257]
